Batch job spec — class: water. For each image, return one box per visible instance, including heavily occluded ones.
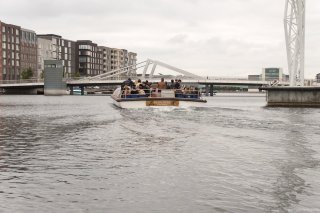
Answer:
[1,94,320,213]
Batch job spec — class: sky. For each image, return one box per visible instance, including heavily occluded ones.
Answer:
[1,0,320,78]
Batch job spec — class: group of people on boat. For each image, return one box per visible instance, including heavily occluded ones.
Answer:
[113,78,200,98]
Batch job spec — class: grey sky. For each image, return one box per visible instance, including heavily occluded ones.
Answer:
[1,0,319,78]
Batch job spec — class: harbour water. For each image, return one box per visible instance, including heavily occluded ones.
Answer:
[1,94,320,213]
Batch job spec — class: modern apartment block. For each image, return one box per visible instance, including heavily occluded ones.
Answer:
[0,21,21,81]
[76,40,103,76]
[261,68,289,82]
[21,28,37,76]
[1,20,138,80]
[37,34,76,78]
[98,46,137,76]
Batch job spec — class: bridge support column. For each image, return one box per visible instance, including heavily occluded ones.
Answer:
[210,84,214,96]
[205,85,209,96]
[80,86,85,96]
[69,86,74,95]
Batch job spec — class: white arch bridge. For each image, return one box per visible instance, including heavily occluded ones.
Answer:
[0,59,290,95]
[87,59,203,81]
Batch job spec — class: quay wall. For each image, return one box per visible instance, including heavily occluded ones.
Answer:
[265,87,320,107]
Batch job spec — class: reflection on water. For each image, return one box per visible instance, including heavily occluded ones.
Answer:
[273,110,320,212]
[0,95,320,213]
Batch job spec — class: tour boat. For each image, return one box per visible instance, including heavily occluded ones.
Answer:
[111,88,207,109]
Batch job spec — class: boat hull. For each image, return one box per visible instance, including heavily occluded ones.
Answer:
[111,96,207,109]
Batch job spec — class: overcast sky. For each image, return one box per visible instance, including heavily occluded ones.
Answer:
[1,0,320,78]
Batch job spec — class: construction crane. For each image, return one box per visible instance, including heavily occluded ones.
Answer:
[284,0,306,86]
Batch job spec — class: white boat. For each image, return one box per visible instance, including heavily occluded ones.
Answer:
[111,88,207,109]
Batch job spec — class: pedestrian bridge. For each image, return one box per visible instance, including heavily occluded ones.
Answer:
[0,59,289,94]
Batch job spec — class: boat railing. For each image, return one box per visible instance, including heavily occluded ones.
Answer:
[120,88,203,99]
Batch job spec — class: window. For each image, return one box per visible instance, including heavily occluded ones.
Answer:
[2,43,6,49]
[16,60,19,66]
[3,59,6,65]
[2,51,6,58]
[2,34,6,42]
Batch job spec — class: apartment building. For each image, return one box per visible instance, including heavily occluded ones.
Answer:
[37,34,76,78]
[98,46,137,76]
[0,21,21,80]
[76,40,103,76]
[21,28,37,76]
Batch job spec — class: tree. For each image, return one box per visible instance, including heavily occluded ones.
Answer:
[21,67,33,79]
[72,72,81,78]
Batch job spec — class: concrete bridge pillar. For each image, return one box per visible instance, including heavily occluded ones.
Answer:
[80,86,85,96]
[205,85,209,96]
[210,84,214,96]
[69,85,74,95]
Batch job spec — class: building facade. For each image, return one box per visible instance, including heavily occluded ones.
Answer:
[261,68,289,82]
[98,46,137,77]
[20,28,37,77]
[76,40,103,76]
[0,21,21,81]
[316,73,320,83]
[248,75,261,81]
[37,34,76,78]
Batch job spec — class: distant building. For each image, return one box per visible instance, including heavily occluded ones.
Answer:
[248,75,261,81]
[20,28,37,77]
[98,46,137,77]
[262,68,284,81]
[76,40,103,76]
[37,34,76,78]
[0,21,21,80]
[316,73,320,83]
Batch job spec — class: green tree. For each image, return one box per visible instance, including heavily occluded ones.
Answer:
[72,72,81,78]
[21,67,33,79]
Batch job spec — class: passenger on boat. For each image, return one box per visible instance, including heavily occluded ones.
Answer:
[169,79,175,89]
[174,79,181,89]
[138,84,146,95]
[135,79,142,88]
[130,85,139,94]
[123,85,131,96]
[183,87,190,94]
[142,80,151,96]
[122,78,135,89]
[158,78,167,90]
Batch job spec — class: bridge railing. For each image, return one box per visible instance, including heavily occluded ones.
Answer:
[0,79,44,84]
